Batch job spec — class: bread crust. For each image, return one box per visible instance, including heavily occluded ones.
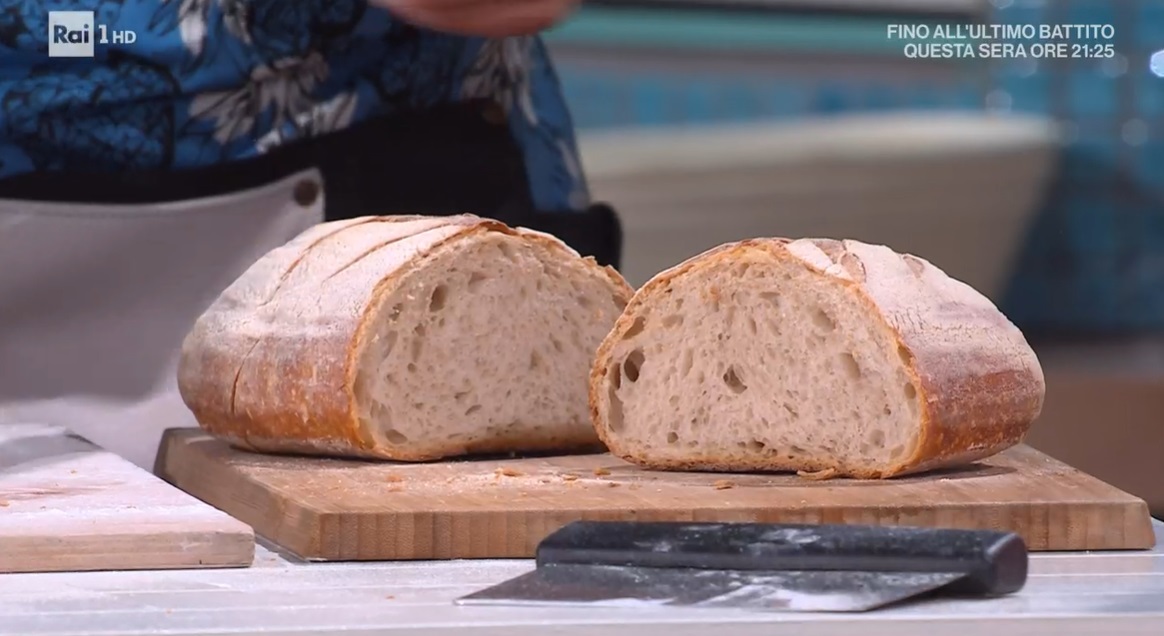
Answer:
[179,214,632,461]
[590,237,1045,479]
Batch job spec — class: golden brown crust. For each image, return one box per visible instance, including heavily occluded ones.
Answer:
[180,214,632,461]
[590,237,1045,480]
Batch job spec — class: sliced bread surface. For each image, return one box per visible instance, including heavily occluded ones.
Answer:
[179,214,633,461]
[589,237,1045,479]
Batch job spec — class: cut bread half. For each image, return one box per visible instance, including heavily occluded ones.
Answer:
[179,214,633,461]
[589,237,1045,479]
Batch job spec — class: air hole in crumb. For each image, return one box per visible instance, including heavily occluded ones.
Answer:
[747,439,766,451]
[759,291,780,306]
[724,307,736,328]
[889,444,906,459]
[736,262,751,277]
[675,297,684,310]
[607,391,625,432]
[722,366,747,393]
[410,335,423,362]
[577,295,592,309]
[406,363,417,373]
[623,317,646,340]
[884,405,893,416]
[666,432,679,444]
[468,272,487,290]
[384,429,409,444]
[680,349,694,378]
[454,391,469,402]
[428,285,448,312]
[497,242,517,262]
[530,351,542,370]
[662,314,683,328]
[384,331,398,354]
[623,350,645,383]
[550,336,564,353]
[609,363,622,390]
[790,445,807,454]
[898,345,913,365]
[747,317,758,335]
[388,303,403,321]
[783,403,799,419]
[669,394,679,406]
[536,279,544,292]
[812,308,835,331]
[903,382,917,399]
[840,353,861,380]
[465,404,482,416]
[868,429,885,447]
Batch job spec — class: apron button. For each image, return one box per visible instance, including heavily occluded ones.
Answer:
[294,179,320,206]
[482,101,507,125]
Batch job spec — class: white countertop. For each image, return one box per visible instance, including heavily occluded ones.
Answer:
[2,520,1163,636]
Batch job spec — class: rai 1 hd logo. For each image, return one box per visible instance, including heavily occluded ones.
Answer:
[47,11,137,57]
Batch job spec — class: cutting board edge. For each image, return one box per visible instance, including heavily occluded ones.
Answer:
[156,428,324,560]
[157,429,1159,559]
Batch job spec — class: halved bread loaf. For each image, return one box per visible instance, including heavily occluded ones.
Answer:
[178,214,633,461]
[589,237,1045,479]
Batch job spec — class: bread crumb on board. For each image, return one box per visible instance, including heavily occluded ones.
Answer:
[384,474,404,483]
[712,480,735,490]
[797,468,840,481]
[593,467,611,476]
[495,467,523,478]
[561,474,580,482]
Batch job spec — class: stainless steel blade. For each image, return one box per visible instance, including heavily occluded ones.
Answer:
[455,564,965,612]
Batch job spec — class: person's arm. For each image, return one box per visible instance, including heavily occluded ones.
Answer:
[371,0,580,37]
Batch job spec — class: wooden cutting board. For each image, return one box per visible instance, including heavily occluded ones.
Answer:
[0,425,255,574]
[157,428,1156,560]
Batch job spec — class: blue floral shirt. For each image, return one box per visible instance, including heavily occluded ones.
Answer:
[0,0,590,211]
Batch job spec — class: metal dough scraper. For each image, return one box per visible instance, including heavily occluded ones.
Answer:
[455,521,1028,612]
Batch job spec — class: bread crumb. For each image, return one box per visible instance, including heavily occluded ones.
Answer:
[593,467,611,476]
[385,594,395,600]
[561,474,579,482]
[384,474,404,483]
[628,484,642,491]
[538,477,553,484]
[712,480,735,490]
[0,500,8,507]
[70,470,77,474]
[495,467,522,477]
[797,468,839,481]
[607,482,620,488]
[387,485,404,493]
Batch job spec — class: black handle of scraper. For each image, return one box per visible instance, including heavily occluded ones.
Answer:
[535,521,1028,596]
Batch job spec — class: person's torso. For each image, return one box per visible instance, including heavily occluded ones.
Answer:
[0,0,589,211]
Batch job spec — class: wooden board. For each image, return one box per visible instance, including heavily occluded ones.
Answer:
[0,425,255,574]
[157,428,1156,560]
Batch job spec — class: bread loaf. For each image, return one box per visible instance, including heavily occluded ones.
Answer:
[589,237,1045,479]
[178,214,633,461]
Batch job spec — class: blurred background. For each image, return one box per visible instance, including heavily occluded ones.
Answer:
[547,0,1164,513]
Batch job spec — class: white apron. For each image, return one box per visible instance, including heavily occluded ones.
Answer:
[0,169,324,470]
